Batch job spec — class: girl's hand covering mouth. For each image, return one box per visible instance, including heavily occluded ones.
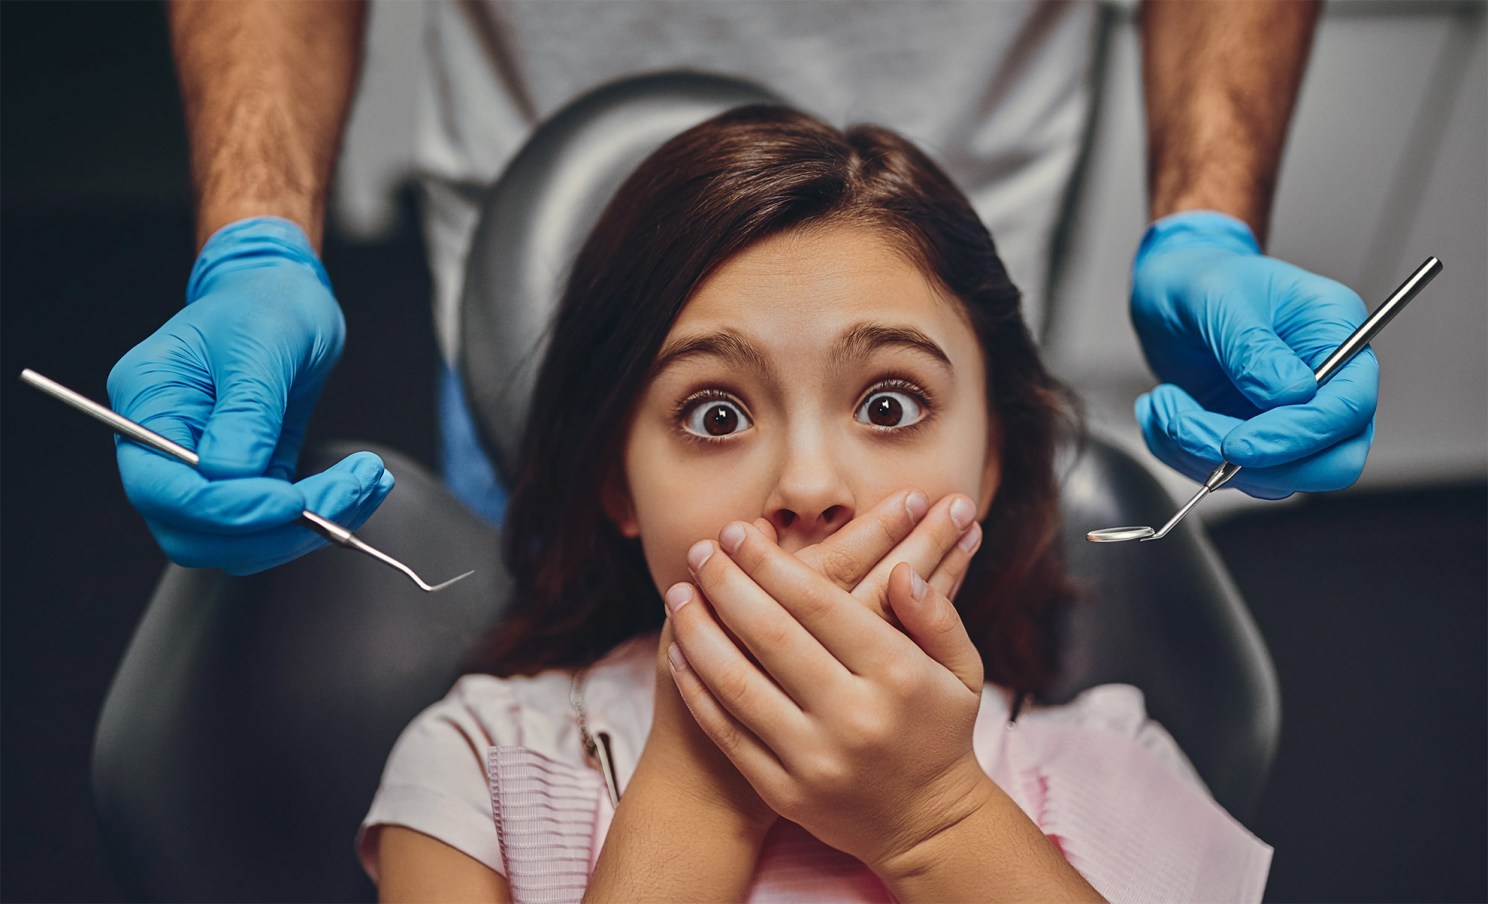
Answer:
[638,490,981,840]
[755,489,983,621]
[666,504,991,875]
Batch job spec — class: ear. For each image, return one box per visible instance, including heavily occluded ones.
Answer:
[601,468,641,538]
[976,414,1004,520]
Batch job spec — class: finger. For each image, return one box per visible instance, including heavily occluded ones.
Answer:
[266,381,329,481]
[1150,400,1298,500]
[1136,384,1245,487]
[1221,354,1377,470]
[848,493,980,620]
[1138,385,1329,500]
[195,363,290,480]
[1221,422,1374,497]
[752,517,778,545]
[155,452,393,575]
[887,563,983,694]
[666,583,808,752]
[118,441,306,533]
[294,451,394,528]
[1212,289,1318,409]
[794,489,929,592]
[665,642,791,803]
[686,537,851,707]
[925,521,981,600]
[711,522,905,676]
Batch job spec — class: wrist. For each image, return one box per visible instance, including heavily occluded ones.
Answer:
[873,765,1101,903]
[871,758,997,884]
[1134,210,1261,272]
[188,216,334,305]
[628,746,777,844]
[197,202,324,254]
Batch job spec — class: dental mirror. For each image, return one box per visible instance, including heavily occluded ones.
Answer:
[1087,526,1157,543]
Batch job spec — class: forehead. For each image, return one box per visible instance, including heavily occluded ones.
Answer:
[671,226,974,354]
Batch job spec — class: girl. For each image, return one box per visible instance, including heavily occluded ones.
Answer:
[360,106,1270,902]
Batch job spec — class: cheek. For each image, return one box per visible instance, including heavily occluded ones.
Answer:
[626,443,761,595]
[876,397,997,511]
[868,438,992,512]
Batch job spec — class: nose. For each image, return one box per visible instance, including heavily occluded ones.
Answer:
[764,429,856,547]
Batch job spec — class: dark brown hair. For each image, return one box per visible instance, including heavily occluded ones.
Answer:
[478,105,1077,693]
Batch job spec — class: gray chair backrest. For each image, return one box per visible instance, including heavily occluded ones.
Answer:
[92,71,1278,903]
[461,71,783,482]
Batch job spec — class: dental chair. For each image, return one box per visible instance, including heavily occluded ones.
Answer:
[92,72,1279,901]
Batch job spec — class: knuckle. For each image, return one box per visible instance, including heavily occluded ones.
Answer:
[800,751,849,793]
[819,547,861,588]
[878,659,919,696]
[769,783,807,819]
[753,617,794,654]
[715,664,753,709]
[793,582,837,623]
[842,708,892,751]
[873,513,903,550]
[710,718,745,758]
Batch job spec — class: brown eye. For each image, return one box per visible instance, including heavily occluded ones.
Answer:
[855,390,925,429]
[682,398,752,439]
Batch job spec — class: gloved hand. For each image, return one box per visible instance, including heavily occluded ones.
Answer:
[1131,211,1377,499]
[107,216,393,574]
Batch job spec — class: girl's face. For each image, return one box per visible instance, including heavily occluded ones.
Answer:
[610,225,1001,597]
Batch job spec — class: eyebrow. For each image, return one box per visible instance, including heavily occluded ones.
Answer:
[650,321,953,381]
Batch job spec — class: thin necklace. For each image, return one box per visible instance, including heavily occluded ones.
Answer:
[571,668,622,806]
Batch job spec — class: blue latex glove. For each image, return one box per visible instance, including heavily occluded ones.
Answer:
[107,216,393,574]
[1131,211,1377,499]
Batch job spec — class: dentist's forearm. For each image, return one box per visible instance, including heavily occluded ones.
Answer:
[1141,0,1320,247]
[168,0,367,251]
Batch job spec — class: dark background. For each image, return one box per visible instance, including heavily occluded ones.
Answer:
[2,3,1483,901]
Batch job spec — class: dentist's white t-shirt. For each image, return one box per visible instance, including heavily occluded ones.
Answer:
[409,0,1101,364]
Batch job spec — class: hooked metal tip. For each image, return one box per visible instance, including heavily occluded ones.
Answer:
[339,532,475,593]
[300,512,474,593]
[420,570,477,593]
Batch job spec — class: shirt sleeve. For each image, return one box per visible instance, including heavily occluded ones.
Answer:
[358,676,515,882]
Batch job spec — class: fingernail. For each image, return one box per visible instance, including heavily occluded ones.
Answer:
[958,521,982,554]
[664,582,693,614]
[667,642,688,672]
[904,490,929,521]
[911,568,927,601]
[719,522,746,555]
[687,539,713,573]
[950,497,976,530]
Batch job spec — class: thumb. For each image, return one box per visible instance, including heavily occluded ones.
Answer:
[1214,302,1317,410]
[293,451,395,531]
[887,562,982,694]
[196,368,288,479]
[752,517,778,545]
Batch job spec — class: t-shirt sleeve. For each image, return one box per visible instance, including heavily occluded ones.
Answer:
[357,676,513,882]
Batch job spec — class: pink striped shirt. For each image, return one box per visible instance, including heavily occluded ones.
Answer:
[360,633,1271,901]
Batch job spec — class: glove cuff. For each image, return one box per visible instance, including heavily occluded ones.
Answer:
[187,216,333,304]
[1134,210,1261,271]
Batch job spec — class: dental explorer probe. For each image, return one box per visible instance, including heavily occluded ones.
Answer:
[1087,255,1443,544]
[19,368,474,592]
